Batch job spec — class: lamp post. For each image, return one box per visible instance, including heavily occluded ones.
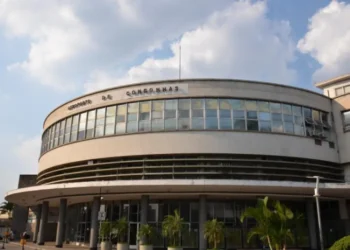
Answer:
[307,175,324,250]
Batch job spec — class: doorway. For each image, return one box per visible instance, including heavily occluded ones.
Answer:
[129,222,139,249]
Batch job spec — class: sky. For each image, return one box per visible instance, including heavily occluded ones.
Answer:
[1,0,350,200]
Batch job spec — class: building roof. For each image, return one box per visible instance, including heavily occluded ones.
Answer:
[315,74,350,89]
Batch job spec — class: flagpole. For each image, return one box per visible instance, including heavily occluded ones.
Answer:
[179,43,181,80]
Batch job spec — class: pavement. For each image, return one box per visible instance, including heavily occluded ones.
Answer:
[3,242,88,250]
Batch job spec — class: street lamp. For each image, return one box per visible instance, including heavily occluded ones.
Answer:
[307,175,324,250]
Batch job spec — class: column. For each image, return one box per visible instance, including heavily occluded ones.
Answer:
[199,195,207,250]
[140,195,149,225]
[339,199,350,235]
[306,199,318,250]
[37,201,49,245]
[89,197,101,250]
[32,205,42,243]
[55,199,67,248]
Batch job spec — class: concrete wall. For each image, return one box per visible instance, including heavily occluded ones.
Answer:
[39,131,338,173]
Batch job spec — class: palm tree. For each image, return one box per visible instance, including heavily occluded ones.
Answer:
[240,197,297,250]
[0,202,14,218]
[162,209,184,247]
[329,235,350,250]
[204,219,225,250]
[138,224,154,245]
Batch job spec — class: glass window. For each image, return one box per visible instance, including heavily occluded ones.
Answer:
[165,99,177,110]
[152,119,164,131]
[192,118,204,129]
[165,118,177,130]
[78,112,87,140]
[152,100,164,111]
[127,103,138,133]
[272,113,282,121]
[272,121,283,132]
[70,115,79,142]
[270,103,281,113]
[259,120,271,132]
[105,106,116,136]
[192,109,203,118]
[259,112,270,121]
[178,118,190,130]
[247,111,257,120]
[139,120,150,132]
[219,109,231,118]
[205,109,217,118]
[116,104,126,134]
[303,108,312,119]
[219,99,231,110]
[293,106,302,116]
[178,99,190,110]
[54,123,59,147]
[282,104,292,114]
[231,99,245,110]
[283,114,293,123]
[86,110,96,139]
[343,111,350,131]
[64,117,72,143]
[116,123,126,134]
[58,120,65,146]
[233,120,246,130]
[233,111,245,119]
[192,99,204,109]
[95,108,106,137]
[245,100,257,110]
[312,109,320,121]
[345,85,350,94]
[127,121,138,133]
[284,122,294,134]
[179,110,190,118]
[205,99,218,109]
[321,112,328,124]
[165,100,177,130]
[247,120,259,131]
[139,101,150,121]
[294,116,303,125]
[258,101,269,112]
[220,118,232,130]
[335,87,344,96]
[294,124,304,136]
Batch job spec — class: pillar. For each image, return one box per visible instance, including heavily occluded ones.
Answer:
[37,201,49,245]
[338,199,350,235]
[199,195,207,250]
[140,195,149,225]
[306,199,318,250]
[55,199,67,248]
[32,205,42,243]
[89,197,101,250]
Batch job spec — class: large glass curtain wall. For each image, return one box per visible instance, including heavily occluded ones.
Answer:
[41,98,331,155]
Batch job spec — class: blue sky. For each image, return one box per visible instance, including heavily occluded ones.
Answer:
[1,0,350,199]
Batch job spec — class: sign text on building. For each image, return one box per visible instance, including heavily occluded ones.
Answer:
[126,86,179,97]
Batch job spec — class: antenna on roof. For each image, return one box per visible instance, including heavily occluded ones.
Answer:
[179,42,181,80]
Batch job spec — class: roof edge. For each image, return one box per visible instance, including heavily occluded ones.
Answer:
[315,74,350,88]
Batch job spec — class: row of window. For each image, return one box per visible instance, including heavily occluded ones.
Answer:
[40,98,331,155]
[343,111,350,132]
[335,84,350,97]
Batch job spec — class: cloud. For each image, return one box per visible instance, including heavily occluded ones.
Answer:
[0,0,232,91]
[84,0,297,93]
[298,1,350,81]
[0,135,40,199]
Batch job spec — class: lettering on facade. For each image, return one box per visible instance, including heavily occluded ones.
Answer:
[126,86,179,97]
[68,99,92,111]
[102,94,113,101]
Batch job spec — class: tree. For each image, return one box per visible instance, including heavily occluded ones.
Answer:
[162,209,184,247]
[329,235,350,250]
[111,217,128,243]
[240,197,297,250]
[0,202,14,217]
[204,219,225,250]
[138,224,154,245]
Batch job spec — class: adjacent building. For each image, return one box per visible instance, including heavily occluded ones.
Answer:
[5,76,350,250]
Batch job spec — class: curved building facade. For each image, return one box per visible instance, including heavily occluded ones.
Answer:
[6,78,350,250]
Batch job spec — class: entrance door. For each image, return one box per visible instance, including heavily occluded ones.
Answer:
[129,223,139,249]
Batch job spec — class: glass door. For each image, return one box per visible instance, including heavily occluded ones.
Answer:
[129,223,139,249]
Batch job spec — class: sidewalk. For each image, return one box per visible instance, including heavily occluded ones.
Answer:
[9,242,89,250]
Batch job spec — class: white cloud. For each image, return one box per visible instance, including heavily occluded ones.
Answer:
[0,135,40,200]
[0,0,233,91]
[84,0,296,93]
[298,1,350,81]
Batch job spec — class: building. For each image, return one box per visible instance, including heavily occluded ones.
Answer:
[5,77,350,250]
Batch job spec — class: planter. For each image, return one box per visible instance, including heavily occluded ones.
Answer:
[140,245,153,250]
[117,243,129,250]
[101,241,112,250]
[167,247,183,250]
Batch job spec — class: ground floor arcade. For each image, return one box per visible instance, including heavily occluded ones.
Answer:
[28,196,350,250]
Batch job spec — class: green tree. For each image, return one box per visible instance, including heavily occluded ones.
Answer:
[329,235,350,250]
[111,217,128,243]
[204,219,225,250]
[162,209,184,247]
[240,197,297,250]
[0,202,14,217]
[100,221,111,241]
